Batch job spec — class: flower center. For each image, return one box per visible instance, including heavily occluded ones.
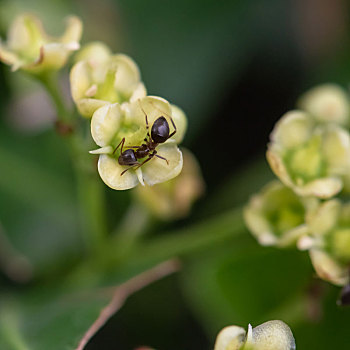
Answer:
[286,135,326,183]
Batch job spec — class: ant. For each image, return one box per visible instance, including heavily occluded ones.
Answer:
[113,100,177,176]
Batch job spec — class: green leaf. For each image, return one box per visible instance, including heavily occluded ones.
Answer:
[181,241,312,337]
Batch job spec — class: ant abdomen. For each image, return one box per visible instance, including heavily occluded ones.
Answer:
[151,116,170,143]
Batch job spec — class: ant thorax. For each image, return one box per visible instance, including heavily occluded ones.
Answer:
[134,143,152,159]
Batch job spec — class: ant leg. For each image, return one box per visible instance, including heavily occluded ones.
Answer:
[138,99,150,138]
[113,137,125,155]
[134,153,155,169]
[155,154,169,165]
[120,162,140,176]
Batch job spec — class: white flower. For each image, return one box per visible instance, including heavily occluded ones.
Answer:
[90,96,186,190]
[70,43,146,118]
[0,14,82,73]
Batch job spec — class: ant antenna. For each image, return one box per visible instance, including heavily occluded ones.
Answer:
[138,99,149,130]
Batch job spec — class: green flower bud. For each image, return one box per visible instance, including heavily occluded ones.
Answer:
[0,14,82,73]
[244,181,313,247]
[70,45,146,118]
[298,84,350,126]
[215,321,296,350]
[267,111,350,198]
[133,149,204,220]
[90,96,186,190]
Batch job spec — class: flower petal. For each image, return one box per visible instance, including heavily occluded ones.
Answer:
[7,14,44,54]
[309,249,349,286]
[141,143,183,186]
[70,60,92,102]
[112,54,141,97]
[123,96,174,135]
[74,41,112,64]
[270,111,314,150]
[214,326,246,350]
[24,42,77,72]
[247,320,296,350]
[298,84,350,126]
[91,103,123,147]
[170,104,187,143]
[294,177,342,198]
[0,43,22,70]
[321,125,350,174]
[129,82,147,102]
[307,199,341,236]
[59,16,83,44]
[98,154,139,190]
[266,149,293,188]
[77,98,110,118]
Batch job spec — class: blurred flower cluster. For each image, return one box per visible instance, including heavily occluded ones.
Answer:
[245,84,350,286]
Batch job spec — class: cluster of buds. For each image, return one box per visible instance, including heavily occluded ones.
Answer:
[245,84,350,287]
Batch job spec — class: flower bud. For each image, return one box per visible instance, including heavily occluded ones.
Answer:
[298,84,350,126]
[244,181,313,247]
[267,111,350,199]
[214,321,296,350]
[133,149,204,220]
[298,200,350,286]
[70,45,146,118]
[245,321,296,350]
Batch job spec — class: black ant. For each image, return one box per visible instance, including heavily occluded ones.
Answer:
[113,100,177,176]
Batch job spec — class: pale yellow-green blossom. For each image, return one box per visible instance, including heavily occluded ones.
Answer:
[70,42,146,118]
[244,180,314,247]
[214,320,296,350]
[297,199,350,286]
[0,14,82,73]
[298,84,350,126]
[134,149,204,220]
[90,96,186,190]
[267,110,350,199]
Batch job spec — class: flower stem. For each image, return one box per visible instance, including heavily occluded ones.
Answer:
[37,72,108,254]
[96,206,246,272]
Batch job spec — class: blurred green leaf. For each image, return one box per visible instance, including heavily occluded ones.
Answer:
[181,240,312,337]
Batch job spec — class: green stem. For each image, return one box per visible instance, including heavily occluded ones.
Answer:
[97,206,245,273]
[37,72,72,124]
[66,206,245,288]
[125,206,245,268]
[37,72,108,253]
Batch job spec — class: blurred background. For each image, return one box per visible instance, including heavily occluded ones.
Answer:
[1,0,350,349]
